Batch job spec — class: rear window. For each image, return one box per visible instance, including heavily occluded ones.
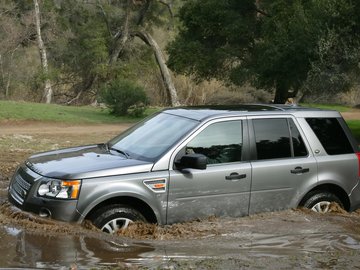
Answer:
[306,118,353,155]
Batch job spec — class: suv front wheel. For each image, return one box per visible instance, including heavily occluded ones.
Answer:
[301,191,343,213]
[91,204,146,234]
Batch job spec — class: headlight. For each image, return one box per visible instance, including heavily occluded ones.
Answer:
[38,179,81,199]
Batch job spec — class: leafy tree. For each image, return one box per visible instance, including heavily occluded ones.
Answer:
[52,0,180,106]
[0,1,43,100]
[0,2,23,98]
[167,0,360,103]
[50,1,109,103]
[168,0,257,82]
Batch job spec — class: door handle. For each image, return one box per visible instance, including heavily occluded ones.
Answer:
[291,167,310,174]
[225,172,247,180]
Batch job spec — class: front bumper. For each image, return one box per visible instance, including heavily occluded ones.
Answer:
[8,191,82,222]
[8,164,82,222]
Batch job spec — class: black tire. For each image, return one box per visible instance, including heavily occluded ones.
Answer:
[301,191,343,213]
[91,204,146,234]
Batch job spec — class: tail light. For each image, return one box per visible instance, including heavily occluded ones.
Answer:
[356,153,360,177]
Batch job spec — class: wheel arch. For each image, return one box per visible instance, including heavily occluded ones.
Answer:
[85,196,158,224]
[299,184,350,211]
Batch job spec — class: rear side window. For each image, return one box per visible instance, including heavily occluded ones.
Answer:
[306,118,353,155]
[253,118,307,160]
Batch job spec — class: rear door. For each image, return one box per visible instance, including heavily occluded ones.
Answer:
[248,116,318,214]
[167,118,252,224]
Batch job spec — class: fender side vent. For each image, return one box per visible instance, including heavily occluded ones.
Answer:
[143,178,167,193]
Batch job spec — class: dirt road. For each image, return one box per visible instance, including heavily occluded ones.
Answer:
[341,111,360,120]
[1,118,360,269]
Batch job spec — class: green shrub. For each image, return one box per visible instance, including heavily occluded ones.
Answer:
[100,79,148,116]
[127,103,147,117]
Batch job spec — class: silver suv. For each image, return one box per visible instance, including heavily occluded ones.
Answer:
[8,105,360,233]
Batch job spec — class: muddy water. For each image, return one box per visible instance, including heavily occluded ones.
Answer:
[2,123,360,269]
[0,226,155,269]
[1,207,360,269]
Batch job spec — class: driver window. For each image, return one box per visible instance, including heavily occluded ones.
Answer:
[186,121,243,164]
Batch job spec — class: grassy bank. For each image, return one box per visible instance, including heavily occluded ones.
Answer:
[0,100,159,124]
[347,120,360,142]
[0,100,359,142]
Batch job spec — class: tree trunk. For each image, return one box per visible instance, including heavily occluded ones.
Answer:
[0,54,12,98]
[294,89,308,104]
[0,54,4,96]
[0,45,20,98]
[135,31,180,107]
[273,83,289,104]
[109,0,131,65]
[34,0,53,104]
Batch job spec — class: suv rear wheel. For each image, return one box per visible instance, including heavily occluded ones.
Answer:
[302,191,343,213]
[91,204,146,234]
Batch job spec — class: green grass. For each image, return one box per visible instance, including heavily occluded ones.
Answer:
[346,120,360,143]
[0,100,160,124]
[1,100,359,143]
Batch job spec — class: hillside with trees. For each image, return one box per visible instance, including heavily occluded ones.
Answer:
[167,0,360,104]
[1,0,360,113]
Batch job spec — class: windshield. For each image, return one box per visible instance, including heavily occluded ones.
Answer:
[108,112,198,161]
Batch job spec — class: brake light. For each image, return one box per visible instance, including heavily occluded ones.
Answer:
[356,153,360,177]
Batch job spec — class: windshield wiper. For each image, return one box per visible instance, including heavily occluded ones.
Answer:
[109,146,130,159]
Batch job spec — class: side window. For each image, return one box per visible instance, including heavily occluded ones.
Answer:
[306,118,353,155]
[253,118,307,160]
[253,119,291,160]
[186,121,242,164]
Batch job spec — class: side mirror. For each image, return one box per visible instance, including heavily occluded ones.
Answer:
[177,153,207,170]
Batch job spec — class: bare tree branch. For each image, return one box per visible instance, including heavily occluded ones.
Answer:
[96,1,114,38]
[136,0,151,26]
[157,0,173,18]
[109,0,131,64]
[134,30,180,106]
[66,73,98,105]
[255,7,271,17]
[254,0,271,17]
[3,44,21,97]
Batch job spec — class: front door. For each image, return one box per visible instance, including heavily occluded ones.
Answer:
[167,119,252,224]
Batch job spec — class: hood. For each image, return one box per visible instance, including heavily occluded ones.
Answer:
[26,144,153,179]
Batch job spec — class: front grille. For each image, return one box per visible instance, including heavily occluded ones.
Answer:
[10,172,32,205]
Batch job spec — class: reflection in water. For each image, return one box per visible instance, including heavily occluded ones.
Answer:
[1,225,360,269]
[0,226,155,269]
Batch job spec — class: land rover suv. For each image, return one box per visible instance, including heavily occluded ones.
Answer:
[8,104,360,234]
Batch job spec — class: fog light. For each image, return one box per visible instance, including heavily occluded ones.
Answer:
[39,208,51,218]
